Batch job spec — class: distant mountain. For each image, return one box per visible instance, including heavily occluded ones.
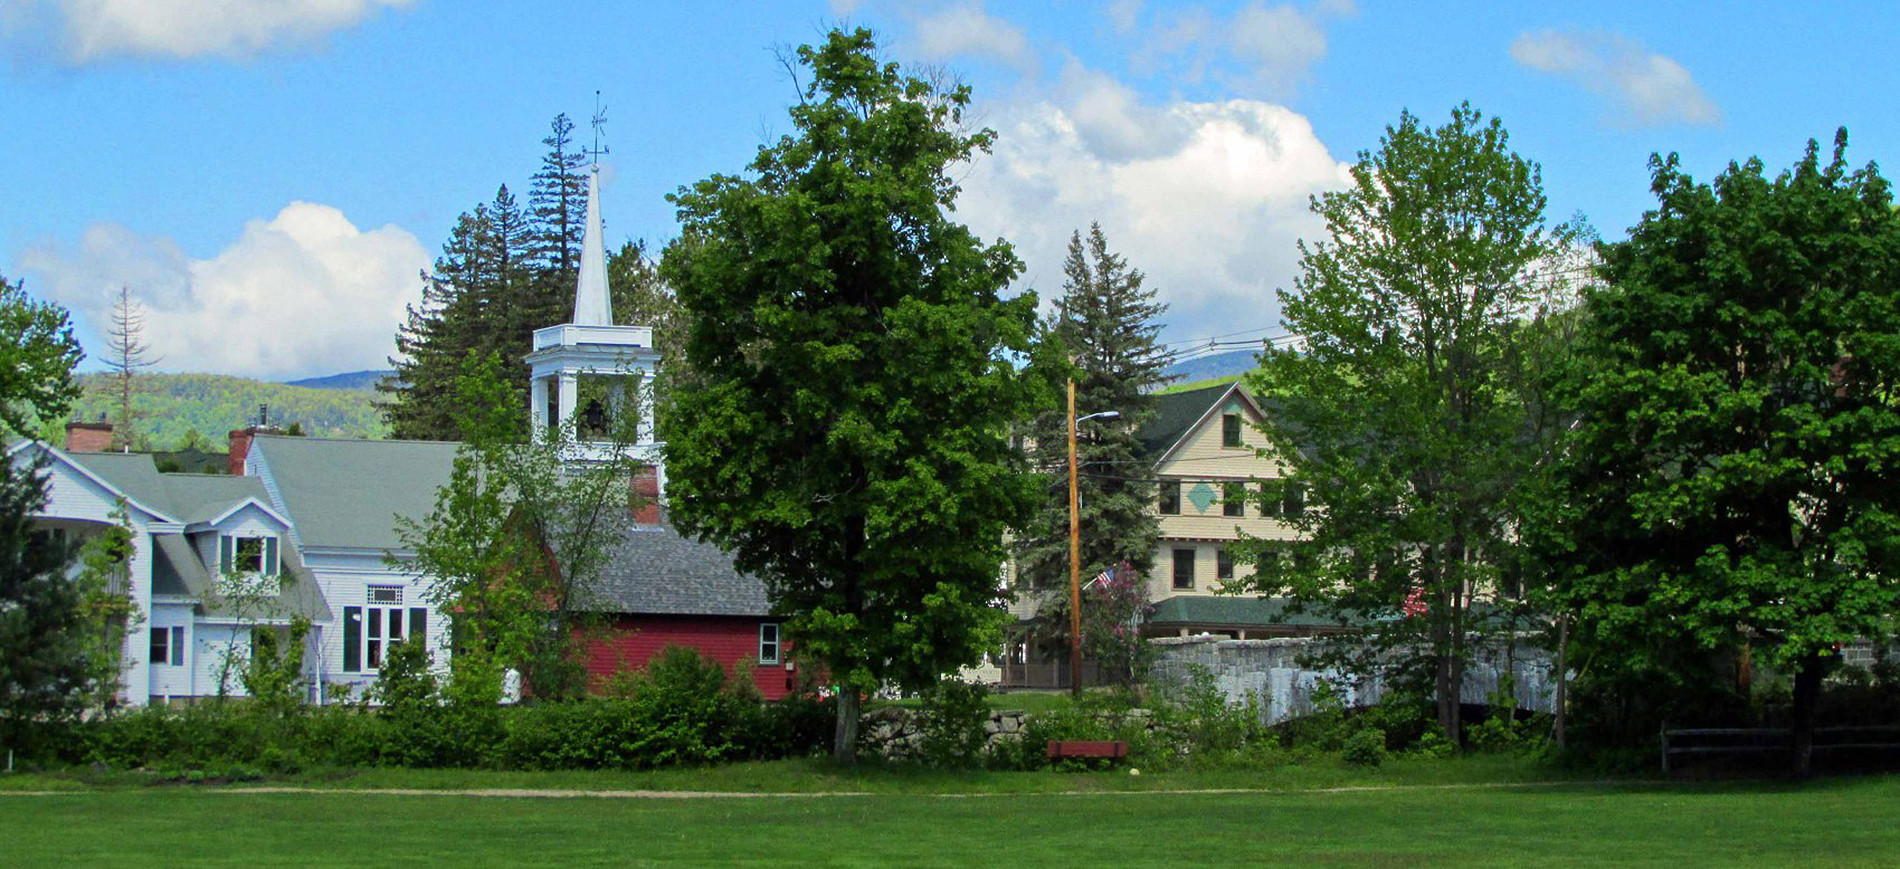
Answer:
[66,372,387,449]
[284,369,392,390]
[1160,349,1259,388]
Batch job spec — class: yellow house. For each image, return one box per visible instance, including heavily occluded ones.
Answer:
[1136,381,1334,638]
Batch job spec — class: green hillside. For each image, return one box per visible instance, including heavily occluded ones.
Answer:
[63,372,388,449]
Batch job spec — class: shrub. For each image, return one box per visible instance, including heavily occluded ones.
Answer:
[1342,727,1386,767]
[915,680,991,768]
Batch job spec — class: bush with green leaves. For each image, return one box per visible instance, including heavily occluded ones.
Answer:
[915,679,992,768]
[1342,726,1386,767]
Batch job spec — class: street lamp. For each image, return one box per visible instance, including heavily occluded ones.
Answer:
[1068,379,1119,697]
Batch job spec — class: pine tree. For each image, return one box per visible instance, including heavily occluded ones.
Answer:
[382,206,495,440]
[103,286,158,450]
[1017,225,1170,594]
[530,113,588,282]
[0,454,90,754]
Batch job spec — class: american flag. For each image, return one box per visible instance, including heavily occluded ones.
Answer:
[1402,585,1428,618]
[1083,566,1114,591]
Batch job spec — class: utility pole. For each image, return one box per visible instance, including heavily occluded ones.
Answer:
[1067,380,1082,698]
[1066,385,1119,698]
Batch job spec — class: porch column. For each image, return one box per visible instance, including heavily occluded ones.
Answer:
[529,376,549,432]
[556,372,578,429]
[635,372,655,444]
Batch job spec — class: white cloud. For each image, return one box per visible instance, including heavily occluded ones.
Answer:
[958,80,1350,343]
[19,203,428,379]
[1134,1,1350,97]
[1511,29,1721,127]
[6,0,414,63]
[1106,0,1142,35]
[1229,4,1327,93]
[911,2,1033,72]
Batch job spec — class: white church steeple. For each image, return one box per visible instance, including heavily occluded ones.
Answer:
[571,166,613,326]
[523,108,661,468]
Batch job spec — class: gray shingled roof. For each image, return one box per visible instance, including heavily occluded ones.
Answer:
[582,518,771,617]
[248,435,459,551]
[61,450,331,622]
[64,451,176,518]
[160,473,273,525]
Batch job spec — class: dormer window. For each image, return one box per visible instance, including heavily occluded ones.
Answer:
[1222,413,1243,447]
[219,534,279,576]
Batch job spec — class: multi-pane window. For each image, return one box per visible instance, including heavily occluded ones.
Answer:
[759,623,782,665]
[1260,481,1307,519]
[219,534,279,576]
[342,585,428,673]
[1159,479,1181,515]
[1216,548,1234,581]
[1282,483,1306,517]
[1172,547,1196,590]
[149,625,185,666]
[1222,481,1246,517]
[1222,413,1243,447]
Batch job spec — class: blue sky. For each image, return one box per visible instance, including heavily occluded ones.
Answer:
[3,0,1894,379]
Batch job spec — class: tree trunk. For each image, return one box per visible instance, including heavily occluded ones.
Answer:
[1553,613,1568,749]
[833,686,861,765]
[1790,652,1825,779]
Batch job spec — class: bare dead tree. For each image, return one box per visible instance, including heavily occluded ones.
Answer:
[103,286,159,451]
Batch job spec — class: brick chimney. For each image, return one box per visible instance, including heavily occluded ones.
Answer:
[65,421,113,453]
[227,427,266,476]
[630,465,662,525]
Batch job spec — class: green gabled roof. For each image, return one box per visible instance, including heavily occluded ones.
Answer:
[1135,382,1237,460]
[249,434,459,552]
[1148,595,1369,629]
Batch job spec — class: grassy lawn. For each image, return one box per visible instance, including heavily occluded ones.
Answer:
[6,771,1897,866]
[0,754,1590,795]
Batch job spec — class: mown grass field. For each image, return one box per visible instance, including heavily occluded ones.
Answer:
[4,761,1898,866]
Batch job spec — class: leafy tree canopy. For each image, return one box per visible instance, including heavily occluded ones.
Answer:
[660,28,1049,761]
[1243,103,1585,742]
[1549,130,1900,773]
[0,272,84,440]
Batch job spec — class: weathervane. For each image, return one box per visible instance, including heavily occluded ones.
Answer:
[587,90,609,169]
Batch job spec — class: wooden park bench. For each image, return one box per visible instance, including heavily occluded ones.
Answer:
[1661,725,1900,773]
[1046,740,1130,762]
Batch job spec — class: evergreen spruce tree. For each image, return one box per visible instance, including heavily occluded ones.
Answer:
[1017,225,1170,594]
[382,206,496,440]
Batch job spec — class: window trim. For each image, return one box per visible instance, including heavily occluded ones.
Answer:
[1159,479,1182,515]
[1216,548,1234,581]
[220,534,279,576]
[1221,413,1243,448]
[1222,481,1246,518]
[150,625,185,666]
[1172,547,1196,590]
[759,623,782,666]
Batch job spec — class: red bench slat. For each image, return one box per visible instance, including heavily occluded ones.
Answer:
[1045,740,1129,758]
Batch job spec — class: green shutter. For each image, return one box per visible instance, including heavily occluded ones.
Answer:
[263,537,279,576]
[343,607,361,672]
[219,536,233,574]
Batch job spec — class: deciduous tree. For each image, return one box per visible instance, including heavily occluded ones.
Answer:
[1243,104,1584,744]
[1550,131,1900,776]
[660,29,1048,761]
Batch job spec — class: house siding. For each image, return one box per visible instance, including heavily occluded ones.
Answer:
[1149,392,1298,600]
[581,615,793,700]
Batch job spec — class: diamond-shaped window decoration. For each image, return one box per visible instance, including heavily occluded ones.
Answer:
[1187,481,1218,513]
